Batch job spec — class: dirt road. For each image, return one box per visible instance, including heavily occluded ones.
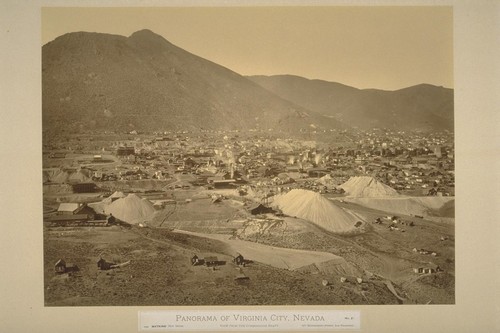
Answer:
[173,229,344,270]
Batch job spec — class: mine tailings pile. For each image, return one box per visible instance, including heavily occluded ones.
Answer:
[271,189,363,233]
[43,168,93,184]
[339,176,399,197]
[102,193,155,224]
[339,176,454,218]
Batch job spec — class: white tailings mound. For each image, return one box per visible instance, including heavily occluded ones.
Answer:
[45,169,69,183]
[174,230,349,271]
[316,174,337,188]
[271,189,362,233]
[109,191,126,199]
[104,194,155,224]
[89,191,127,212]
[344,196,454,218]
[67,169,92,183]
[43,168,92,184]
[340,176,399,197]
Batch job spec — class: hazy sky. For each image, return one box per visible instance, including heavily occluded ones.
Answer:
[42,6,453,90]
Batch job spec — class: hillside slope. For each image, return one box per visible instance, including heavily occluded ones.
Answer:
[42,30,342,133]
[248,75,454,131]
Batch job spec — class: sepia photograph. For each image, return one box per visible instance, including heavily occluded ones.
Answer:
[1,0,499,332]
[40,6,455,306]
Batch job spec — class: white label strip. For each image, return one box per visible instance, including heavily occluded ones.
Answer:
[139,310,360,331]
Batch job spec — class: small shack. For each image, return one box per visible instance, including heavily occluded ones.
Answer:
[190,255,205,266]
[54,259,66,274]
[56,203,96,218]
[97,258,112,270]
[233,254,245,266]
[204,256,219,267]
[117,146,135,156]
[413,266,442,274]
[212,179,236,189]
[57,203,82,215]
[72,182,97,193]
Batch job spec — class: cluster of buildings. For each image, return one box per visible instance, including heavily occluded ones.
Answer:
[43,128,454,196]
[44,202,115,227]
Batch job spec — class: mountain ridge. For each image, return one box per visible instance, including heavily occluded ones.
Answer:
[42,29,452,133]
[42,30,343,133]
[247,74,454,131]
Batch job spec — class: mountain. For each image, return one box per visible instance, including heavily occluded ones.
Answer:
[42,30,343,133]
[248,75,454,131]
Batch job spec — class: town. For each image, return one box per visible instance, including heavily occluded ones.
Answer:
[43,127,455,306]
[43,128,454,196]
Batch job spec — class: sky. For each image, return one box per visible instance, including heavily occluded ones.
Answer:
[42,6,453,90]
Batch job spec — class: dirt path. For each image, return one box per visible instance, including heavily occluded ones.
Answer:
[384,280,406,303]
[172,229,344,270]
[158,202,178,228]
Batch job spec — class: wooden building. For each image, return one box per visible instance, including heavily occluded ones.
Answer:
[46,203,108,227]
[204,256,219,267]
[233,254,245,266]
[97,258,112,270]
[190,255,205,266]
[54,259,66,274]
[72,182,97,193]
[117,146,135,156]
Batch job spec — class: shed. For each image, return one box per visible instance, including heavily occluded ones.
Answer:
[57,203,81,215]
[97,258,112,270]
[117,146,135,156]
[54,259,66,274]
[57,203,96,219]
[72,182,97,193]
[233,254,245,266]
[74,203,97,218]
[44,214,91,226]
[191,255,204,266]
[212,179,236,189]
[204,256,219,267]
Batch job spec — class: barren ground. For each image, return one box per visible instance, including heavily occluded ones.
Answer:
[44,193,454,305]
[44,226,400,306]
